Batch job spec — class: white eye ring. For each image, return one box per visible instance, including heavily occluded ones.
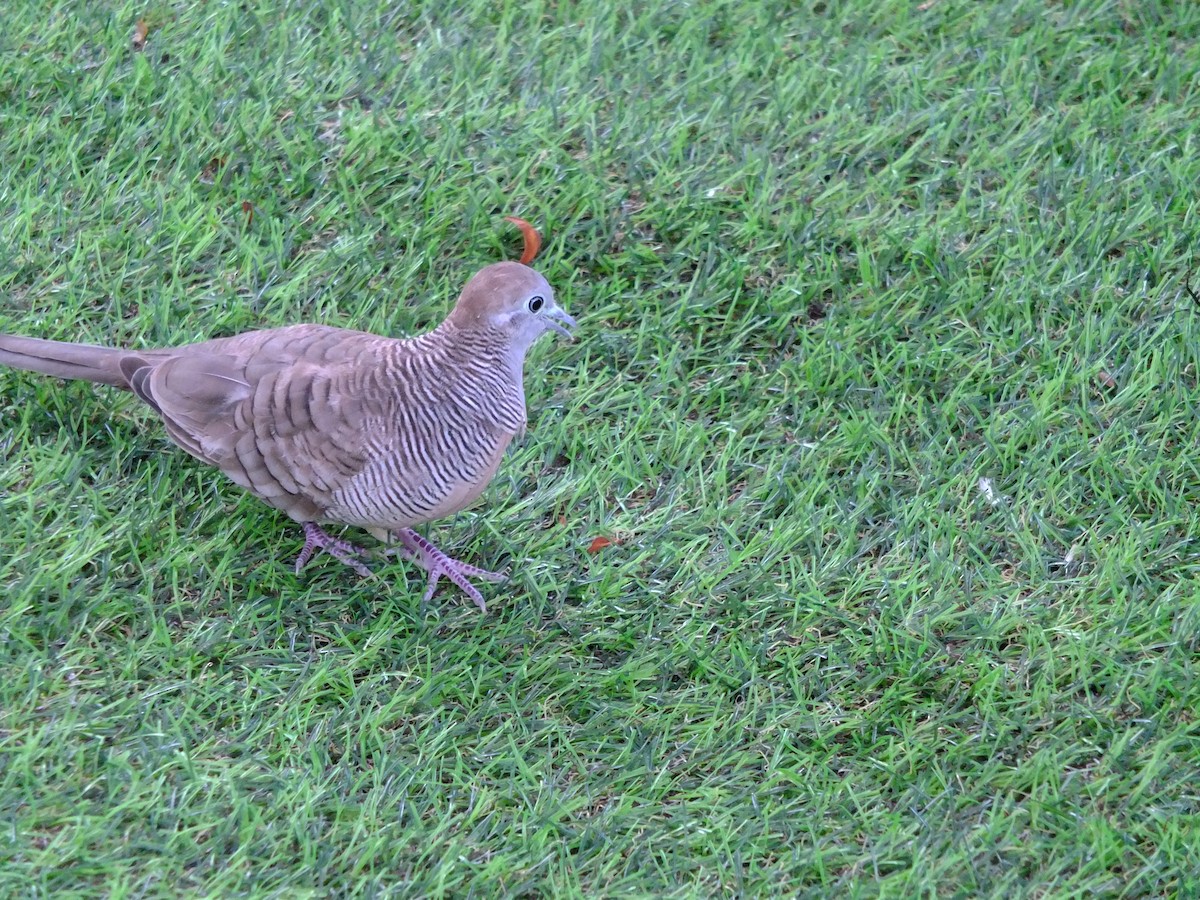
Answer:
[527,295,545,313]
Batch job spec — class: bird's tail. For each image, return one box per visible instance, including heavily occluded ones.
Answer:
[0,335,133,387]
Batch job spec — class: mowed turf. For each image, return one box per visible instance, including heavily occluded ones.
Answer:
[2,0,1199,895]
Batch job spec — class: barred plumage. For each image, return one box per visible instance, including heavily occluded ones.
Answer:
[0,243,577,611]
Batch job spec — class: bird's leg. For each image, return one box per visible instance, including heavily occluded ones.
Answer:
[294,522,374,578]
[393,528,506,612]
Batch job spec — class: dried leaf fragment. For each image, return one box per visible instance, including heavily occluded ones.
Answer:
[132,19,149,51]
[587,536,614,554]
[503,216,542,264]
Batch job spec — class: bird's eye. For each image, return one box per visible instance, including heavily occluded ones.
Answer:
[527,295,545,313]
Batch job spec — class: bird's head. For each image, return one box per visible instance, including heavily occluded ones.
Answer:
[446,218,577,353]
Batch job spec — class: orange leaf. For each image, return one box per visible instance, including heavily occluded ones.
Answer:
[503,216,542,264]
[132,19,148,51]
[242,200,254,227]
[587,536,613,554]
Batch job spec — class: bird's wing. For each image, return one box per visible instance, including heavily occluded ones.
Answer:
[124,325,382,521]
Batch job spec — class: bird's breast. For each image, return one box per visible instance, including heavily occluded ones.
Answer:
[414,427,514,522]
[327,381,523,530]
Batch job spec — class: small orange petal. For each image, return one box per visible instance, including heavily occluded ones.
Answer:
[587,536,613,554]
[503,216,542,264]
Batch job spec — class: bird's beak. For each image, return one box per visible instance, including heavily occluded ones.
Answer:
[546,308,578,341]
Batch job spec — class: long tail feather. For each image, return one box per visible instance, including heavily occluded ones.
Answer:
[0,335,134,387]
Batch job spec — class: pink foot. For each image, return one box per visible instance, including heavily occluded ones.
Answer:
[294,522,373,577]
[393,528,506,612]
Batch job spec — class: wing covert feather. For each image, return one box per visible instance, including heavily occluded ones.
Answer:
[130,327,387,521]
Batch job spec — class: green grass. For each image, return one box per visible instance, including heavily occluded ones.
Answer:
[2,0,1200,895]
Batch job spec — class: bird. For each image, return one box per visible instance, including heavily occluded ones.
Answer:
[0,217,576,611]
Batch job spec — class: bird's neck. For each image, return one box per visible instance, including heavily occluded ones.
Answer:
[408,322,527,436]
[427,320,529,386]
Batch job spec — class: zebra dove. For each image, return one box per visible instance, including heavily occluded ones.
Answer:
[0,218,575,611]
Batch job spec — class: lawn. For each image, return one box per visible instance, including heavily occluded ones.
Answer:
[2,0,1199,895]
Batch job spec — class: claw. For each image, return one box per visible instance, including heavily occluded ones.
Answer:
[294,523,505,610]
[294,522,373,578]
[394,528,506,612]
